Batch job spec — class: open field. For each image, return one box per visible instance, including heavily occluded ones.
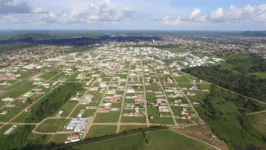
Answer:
[120,125,147,132]
[75,129,215,150]
[86,125,117,138]
[172,125,228,150]
[35,119,67,132]
[50,134,68,144]
[121,117,147,123]
[148,107,174,124]
[94,112,120,123]
[248,112,266,136]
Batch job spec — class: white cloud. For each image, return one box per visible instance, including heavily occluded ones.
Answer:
[155,4,266,25]
[1,0,135,24]
[155,8,207,25]
[0,0,31,13]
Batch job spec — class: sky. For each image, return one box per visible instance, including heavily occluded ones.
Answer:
[0,0,266,30]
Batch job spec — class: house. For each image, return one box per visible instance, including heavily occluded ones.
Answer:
[106,89,116,95]
[158,105,170,112]
[126,87,135,93]
[89,87,99,91]
[0,111,8,115]
[2,97,14,102]
[80,94,94,105]
[65,133,82,144]
[4,125,17,135]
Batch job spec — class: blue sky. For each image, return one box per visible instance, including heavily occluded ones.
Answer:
[0,0,266,30]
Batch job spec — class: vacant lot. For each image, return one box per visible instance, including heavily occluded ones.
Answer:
[87,125,117,138]
[35,119,67,132]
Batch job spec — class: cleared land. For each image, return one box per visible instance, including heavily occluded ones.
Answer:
[86,125,117,138]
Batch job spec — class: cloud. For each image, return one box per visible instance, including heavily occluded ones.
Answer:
[208,4,266,23]
[154,8,207,25]
[155,4,266,25]
[1,0,135,24]
[0,0,31,13]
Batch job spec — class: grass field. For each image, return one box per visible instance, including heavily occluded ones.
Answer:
[56,101,78,117]
[94,112,120,123]
[121,117,147,123]
[41,70,60,80]
[35,119,67,132]
[147,107,174,124]
[165,47,185,53]
[86,125,117,138]
[49,134,68,144]
[70,105,96,118]
[249,72,266,79]
[0,125,12,135]
[175,76,191,83]
[75,129,215,150]
[249,112,266,136]
[27,133,52,145]
[120,125,147,132]
[173,125,228,150]
[0,81,36,99]
[11,112,31,122]
[198,84,211,90]
[0,104,28,122]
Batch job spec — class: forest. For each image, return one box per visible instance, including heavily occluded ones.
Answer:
[183,54,266,102]
[27,83,83,122]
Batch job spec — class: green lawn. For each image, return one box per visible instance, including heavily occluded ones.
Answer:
[35,119,67,132]
[75,129,214,150]
[86,125,117,138]
[249,112,266,136]
[94,112,120,123]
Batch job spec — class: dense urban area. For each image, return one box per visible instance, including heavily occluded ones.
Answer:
[0,31,266,150]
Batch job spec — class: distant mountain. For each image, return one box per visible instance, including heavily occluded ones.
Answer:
[9,33,56,40]
[241,31,266,37]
